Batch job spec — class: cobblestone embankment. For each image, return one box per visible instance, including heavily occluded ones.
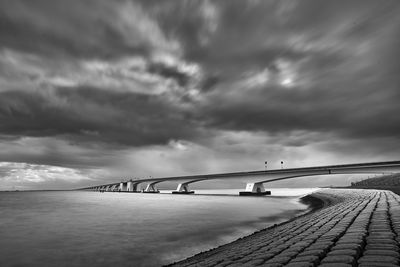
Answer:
[169,189,400,267]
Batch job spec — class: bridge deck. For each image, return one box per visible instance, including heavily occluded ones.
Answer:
[81,160,400,190]
[125,160,400,183]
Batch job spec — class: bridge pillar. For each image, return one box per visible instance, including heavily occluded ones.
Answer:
[120,182,127,192]
[127,181,133,192]
[239,182,271,196]
[127,181,140,192]
[172,183,195,194]
[144,183,160,193]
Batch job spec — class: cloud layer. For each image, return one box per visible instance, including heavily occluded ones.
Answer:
[1,0,400,189]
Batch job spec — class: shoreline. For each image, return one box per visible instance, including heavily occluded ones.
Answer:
[166,190,331,266]
[168,188,400,266]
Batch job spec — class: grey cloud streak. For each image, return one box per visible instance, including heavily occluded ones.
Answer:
[0,0,164,59]
[201,83,400,140]
[0,87,201,146]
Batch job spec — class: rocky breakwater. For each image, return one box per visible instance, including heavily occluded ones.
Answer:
[169,189,400,267]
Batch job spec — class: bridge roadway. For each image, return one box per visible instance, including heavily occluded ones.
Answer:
[79,160,400,195]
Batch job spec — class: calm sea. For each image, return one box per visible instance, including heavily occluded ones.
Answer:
[0,189,318,267]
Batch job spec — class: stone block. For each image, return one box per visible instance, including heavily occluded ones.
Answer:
[358,255,399,265]
[365,243,399,251]
[290,255,320,264]
[327,248,359,257]
[285,263,314,267]
[318,263,352,267]
[320,255,355,265]
[363,249,399,257]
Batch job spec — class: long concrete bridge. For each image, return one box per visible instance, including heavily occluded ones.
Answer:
[79,160,400,195]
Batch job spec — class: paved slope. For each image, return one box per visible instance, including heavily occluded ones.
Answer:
[170,189,400,267]
[350,174,400,196]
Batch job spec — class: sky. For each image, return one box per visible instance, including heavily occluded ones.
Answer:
[1,0,400,190]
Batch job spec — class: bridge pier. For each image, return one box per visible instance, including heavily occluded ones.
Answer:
[172,183,194,194]
[127,181,141,192]
[239,182,271,196]
[143,182,160,193]
[120,182,127,192]
[127,181,133,191]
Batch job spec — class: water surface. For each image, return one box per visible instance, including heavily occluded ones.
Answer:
[0,189,317,266]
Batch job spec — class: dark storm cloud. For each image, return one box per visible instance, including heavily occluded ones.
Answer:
[183,0,400,143]
[0,134,122,173]
[149,0,400,145]
[0,87,200,146]
[0,1,115,59]
[200,85,400,140]
[1,0,400,188]
[1,0,399,144]
[0,0,178,60]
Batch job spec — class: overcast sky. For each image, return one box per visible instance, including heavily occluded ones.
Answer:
[1,0,400,190]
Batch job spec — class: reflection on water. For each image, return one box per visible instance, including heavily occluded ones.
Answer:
[0,189,317,267]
